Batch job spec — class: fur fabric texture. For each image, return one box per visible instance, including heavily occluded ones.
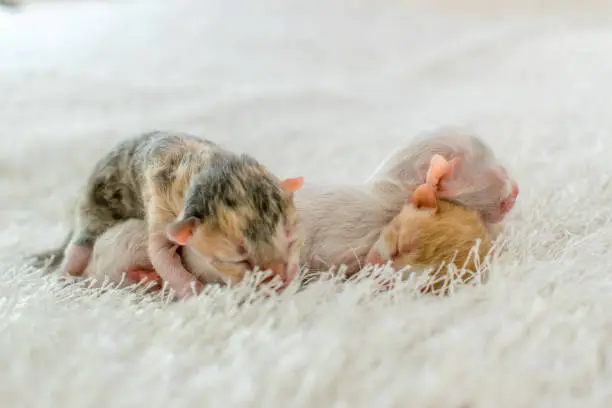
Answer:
[2,0,612,407]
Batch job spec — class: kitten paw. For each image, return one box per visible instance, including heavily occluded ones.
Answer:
[125,268,163,287]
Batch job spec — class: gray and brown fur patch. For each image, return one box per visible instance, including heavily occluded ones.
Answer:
[183,153,292,249]
[74,131,225,241]
[33,130,294,270]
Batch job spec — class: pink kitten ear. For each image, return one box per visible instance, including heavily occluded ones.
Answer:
[166,217,198,246]
[426,154,455,188]
[411,184,438,209]
[412,154,460,208]
[281,176,304,193]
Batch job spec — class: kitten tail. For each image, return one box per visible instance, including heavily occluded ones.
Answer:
[26,230,72,273]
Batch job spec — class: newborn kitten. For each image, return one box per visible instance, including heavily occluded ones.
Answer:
[31,131,304,298]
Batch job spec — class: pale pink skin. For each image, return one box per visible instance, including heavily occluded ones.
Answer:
[83,219,220,293]
[296,128,518,277]
[63,223,300,298]
[83,128,518,289]
[149,234,206,298]
[295,183,408,275]
[60,244,93,276]
[56,222,207,299]
[83,220,298,295]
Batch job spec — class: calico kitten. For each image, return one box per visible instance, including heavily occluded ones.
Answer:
[32,131,304,298]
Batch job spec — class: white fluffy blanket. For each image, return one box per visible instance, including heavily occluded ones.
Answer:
[2,0,612,406]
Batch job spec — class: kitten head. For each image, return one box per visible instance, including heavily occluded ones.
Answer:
[437,156,518,224]
[165,154,304,286]
[385,128,519,224]
[365,199,493,291]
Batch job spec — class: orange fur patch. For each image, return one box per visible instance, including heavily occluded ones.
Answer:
[370,200,493,295]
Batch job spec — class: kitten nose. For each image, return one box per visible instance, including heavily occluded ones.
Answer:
[264,262,287,281]
[262,262,299,287]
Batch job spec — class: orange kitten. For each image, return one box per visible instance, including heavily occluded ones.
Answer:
[365,199,493,294]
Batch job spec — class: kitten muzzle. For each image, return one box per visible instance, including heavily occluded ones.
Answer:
[260,262,299,287]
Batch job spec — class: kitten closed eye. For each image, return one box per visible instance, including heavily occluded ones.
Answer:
[216,258,253,270]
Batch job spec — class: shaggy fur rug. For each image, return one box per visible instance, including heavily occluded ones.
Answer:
[3,0,612,406]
